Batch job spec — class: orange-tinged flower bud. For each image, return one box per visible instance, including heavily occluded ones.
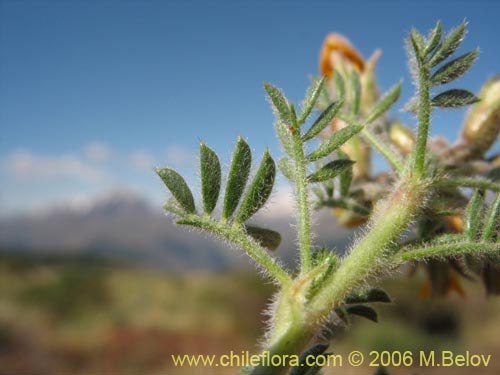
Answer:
[333,207,368,228]
[445,215,464,233]
[461,76,500,156]
[320,33,365,78]
[388,122,416,155]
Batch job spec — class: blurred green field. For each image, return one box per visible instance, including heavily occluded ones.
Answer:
[1,250,499,375]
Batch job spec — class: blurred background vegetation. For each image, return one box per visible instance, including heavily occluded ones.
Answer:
[1,248,499,374]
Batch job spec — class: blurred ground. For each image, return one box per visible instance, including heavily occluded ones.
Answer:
[0,250,499,375]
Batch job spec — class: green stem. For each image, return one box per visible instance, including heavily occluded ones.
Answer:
[309,176,427,315]
[434,178,500,192]
[177,215,291,285]
[251,177,428,375]
[291,129,313,274]
[395,242,500,262]
[412,61,431,176]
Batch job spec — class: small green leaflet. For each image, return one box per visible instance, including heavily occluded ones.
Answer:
[235,149,276,223]
[200,143,221,214]
[307,124,363,161]
[157,168,196,214]
[308,159,355,182]
[431,89,479,108]
[223,137,252,219]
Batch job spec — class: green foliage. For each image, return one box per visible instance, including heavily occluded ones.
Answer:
[464,190,484,241]
[424,21,442,56]
[431,89,479,107]
[298,77,325,125]
[200,143,221,214]
[235,149,276,223]
[264,82,294,126]
[223,137,252,219]
[337,149,353,197]
[334,69,346,100]
[431,50,478,85]
[351,71,361,116]
[482,195,500,242]
[244,225,282,251]
[278,157,295,181]
[19,266,109,320]
[308,159,354,182]
[344,288,392,304]
[364,82,402,124]
[406,21,480,175]
[275,120,295,156]
[155,21,500,375]
[306,124,363,161]
[302,100,343,141]
[429,22,466,67]
[156,168,195,214]
[345,304,379,323]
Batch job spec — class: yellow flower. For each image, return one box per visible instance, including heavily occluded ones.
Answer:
[319,33,365,78]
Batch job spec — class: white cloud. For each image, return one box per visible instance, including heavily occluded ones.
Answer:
[165,145,197,167]
[84,141,113,161]
[129,150,155,171]
[1,149,103,181]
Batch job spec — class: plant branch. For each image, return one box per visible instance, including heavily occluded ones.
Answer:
[395,242,500,262]
[177,215,291,285]
[434,178,500,192]
[310,176,428,317]
[412,54,431,176]
[291,128,313,274]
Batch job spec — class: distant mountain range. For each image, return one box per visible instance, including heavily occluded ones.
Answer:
[0,191,352,271]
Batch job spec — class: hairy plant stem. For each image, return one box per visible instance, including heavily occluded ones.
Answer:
[434,178,500,192]
[396,242,500,262]
[177,215,291,285]
[413,61,431,176]
[251,175,429,375]
[292,129,313,274]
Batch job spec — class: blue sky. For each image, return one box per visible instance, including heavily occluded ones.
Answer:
[1,0,500,214]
